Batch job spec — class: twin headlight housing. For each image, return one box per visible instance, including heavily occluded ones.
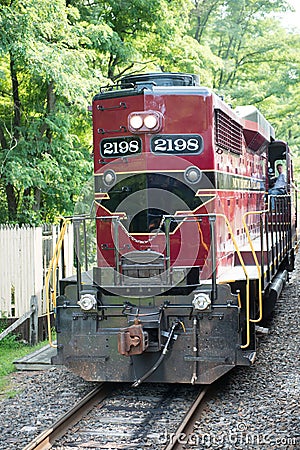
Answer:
[128,111,163,133]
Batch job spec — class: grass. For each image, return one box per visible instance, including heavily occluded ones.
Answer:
[0,332,49,399]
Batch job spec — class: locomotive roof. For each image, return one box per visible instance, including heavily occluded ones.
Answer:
[120,72,201,87]
[93,72,274,144]
[94,71,213,101]
[93,84,213,101]
[235,105,275,141]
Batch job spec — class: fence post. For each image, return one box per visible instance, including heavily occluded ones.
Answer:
[29,295,38,345]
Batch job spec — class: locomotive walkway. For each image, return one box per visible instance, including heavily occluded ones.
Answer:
[14,344,56,371]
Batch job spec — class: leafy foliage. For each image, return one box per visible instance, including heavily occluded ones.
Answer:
[0,0,94,223]
[189,0,300,155]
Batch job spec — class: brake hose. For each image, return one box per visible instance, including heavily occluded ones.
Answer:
[132,321,179,387]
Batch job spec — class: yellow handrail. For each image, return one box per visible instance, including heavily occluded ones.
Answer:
[214,213,251,349]
[242,209,268,324]
[45,219,70,348]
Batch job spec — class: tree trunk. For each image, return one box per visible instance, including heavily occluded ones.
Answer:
[33,187,42,212]
[5,183,17,222]
[46,81,55,143]
[1,53,22,221]
[10,53,21,137]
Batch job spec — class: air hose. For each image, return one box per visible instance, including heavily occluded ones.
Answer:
[132,321,179,387]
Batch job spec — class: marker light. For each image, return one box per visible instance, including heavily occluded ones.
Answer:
[78,293,97,311]
[192,292,211,311]
[103,169,116,186]
[184,166,202,184]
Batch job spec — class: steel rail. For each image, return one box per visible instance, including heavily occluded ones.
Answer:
[163,385,209,450]
[23,383,113,450]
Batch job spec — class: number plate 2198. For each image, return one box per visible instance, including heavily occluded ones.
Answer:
[100,136,142,157]
[151,134,203,155]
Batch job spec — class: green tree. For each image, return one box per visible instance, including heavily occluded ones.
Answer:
[0,0,94,223]
[71,0,200,81]
[189,0,300,151]
[0,0,203,223]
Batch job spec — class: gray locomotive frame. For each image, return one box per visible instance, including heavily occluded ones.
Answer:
[54,277,253,384]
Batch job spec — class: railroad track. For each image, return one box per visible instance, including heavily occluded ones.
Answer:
[23,383,209,450]
[163,387,209,450]
[23,383,113,450]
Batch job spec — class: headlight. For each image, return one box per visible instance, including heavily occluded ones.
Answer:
[184,166,202,184]
[103,169,116,186]
[143,114,158,129]
[129,115,143,130]
[192,292,211,311]
[78,293,97,311]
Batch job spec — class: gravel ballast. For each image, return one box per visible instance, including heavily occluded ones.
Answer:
[179,257,300,449]
[0,255,299,450]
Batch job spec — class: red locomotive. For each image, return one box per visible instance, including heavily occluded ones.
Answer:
[54,73,297,385]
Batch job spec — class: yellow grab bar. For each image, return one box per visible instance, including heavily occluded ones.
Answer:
[45,219,70,348]
[214,214,251,349]
[242,208,268,325]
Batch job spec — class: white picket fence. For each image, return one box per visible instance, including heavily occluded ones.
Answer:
[0,224,74,318]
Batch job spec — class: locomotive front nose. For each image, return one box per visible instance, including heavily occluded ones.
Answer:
[95,170,205,289]
[99,172,202,235]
